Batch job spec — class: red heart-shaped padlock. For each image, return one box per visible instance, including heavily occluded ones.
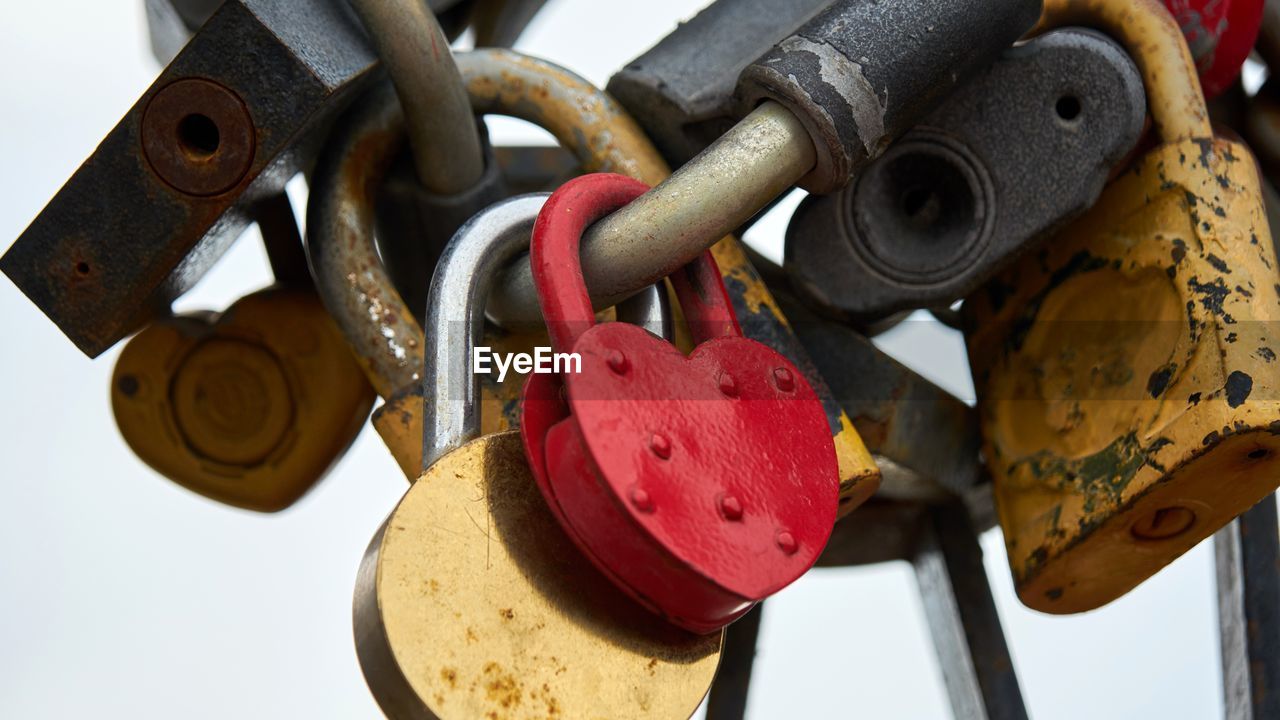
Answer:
[520,173,840,633]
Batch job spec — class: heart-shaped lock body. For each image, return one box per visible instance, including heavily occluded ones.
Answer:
[520,173,840,633]
[112,287,374,511]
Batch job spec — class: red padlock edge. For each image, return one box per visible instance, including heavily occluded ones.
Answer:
[530,173,650,353]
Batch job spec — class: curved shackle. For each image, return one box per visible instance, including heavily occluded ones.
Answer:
[1035,0,1212,141]
[307,48,670,401]
[346,0,485,193]
[531,173,739,354]
[421,192,671,470]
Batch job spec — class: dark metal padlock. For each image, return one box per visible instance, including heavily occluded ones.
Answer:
[520,174,840,634]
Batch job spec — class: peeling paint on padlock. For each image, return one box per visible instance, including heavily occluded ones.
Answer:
[967,0,1280,614]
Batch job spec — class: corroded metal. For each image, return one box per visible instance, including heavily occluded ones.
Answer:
[2,0,381,357]
[784,28,1146,325]
[737,0,1043,193]
[966,1,1280,612]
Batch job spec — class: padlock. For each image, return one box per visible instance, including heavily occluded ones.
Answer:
[354,194,720,720]
[112,196,374,511]
[965,0,1280,613]
[519,173,840,634]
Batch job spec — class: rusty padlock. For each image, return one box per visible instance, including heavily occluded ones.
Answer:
[112,196,373,511]
[354,194,719,719]
[965,0,1280,613]
[520,173,840,634]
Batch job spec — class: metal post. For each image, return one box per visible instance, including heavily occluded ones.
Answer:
[913,502,1028,720]
[705,603,765,720]
[1216,496,1280,720]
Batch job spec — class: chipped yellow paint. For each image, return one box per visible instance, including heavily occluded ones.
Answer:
[963,0,1280,615]
[710,239,789,323]
[966,137,1280,613]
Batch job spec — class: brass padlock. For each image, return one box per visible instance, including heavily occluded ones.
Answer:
[354,195,719,719]
[112,197,373,512]
[965,0,1280,613]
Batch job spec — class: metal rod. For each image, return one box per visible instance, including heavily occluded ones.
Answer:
[705,602,764,720]
[347,0,485,193]
[487,100,815,326]
[1216,496,1280,720]
[254,192,310,288]
[913,502,1028,720]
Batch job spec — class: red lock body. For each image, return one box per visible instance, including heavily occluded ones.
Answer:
[520,174,840,634]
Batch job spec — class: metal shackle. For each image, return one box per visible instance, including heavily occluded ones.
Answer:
[347,0,485,193]
[307,48,671,401]
[422,193,672,470]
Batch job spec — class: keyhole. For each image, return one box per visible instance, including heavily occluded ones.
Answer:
[177,113,220,160]
[1055,95,1082,123]
[900,186,941,229]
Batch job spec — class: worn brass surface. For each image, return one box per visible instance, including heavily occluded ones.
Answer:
[354,431,721,718]
[112,288,374,511]
[966,137,1280,612]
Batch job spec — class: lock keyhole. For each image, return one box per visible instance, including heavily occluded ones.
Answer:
[177,113,221,160]
[899,186,941,229]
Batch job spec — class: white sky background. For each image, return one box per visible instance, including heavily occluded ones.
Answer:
[0,1,1230,717]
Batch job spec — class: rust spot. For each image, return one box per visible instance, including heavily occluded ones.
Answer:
[499,608,514,620]
[440,667,458,688]
[483,662,523,710]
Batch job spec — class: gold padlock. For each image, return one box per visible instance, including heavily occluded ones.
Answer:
[965,0,1280,613]
[354,195,719,719]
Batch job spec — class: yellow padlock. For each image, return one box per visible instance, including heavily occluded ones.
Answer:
[113,196,374,512]
[965,0,1280,613]
[354,195,719,719]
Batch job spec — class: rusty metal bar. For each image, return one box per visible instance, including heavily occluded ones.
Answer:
[705,603,764,720]
[1216,497,1280,720]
